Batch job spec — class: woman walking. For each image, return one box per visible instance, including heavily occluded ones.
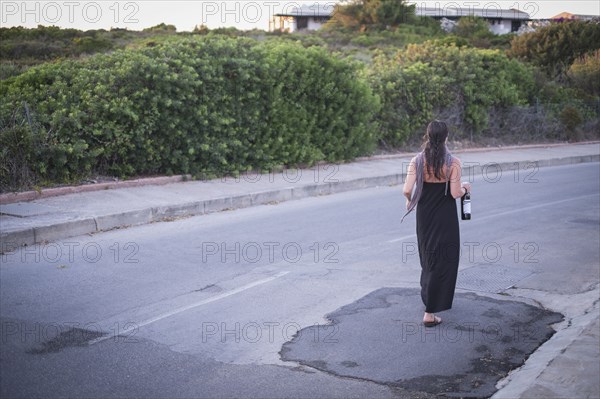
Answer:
[402,121,471,327]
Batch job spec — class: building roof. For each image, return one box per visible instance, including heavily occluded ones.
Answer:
[551,12,599,20]
[274,4,335,18]
[416,7,530,20]
[275,4,530,20]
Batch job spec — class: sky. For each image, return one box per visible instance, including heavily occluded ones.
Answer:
[1,0,599,32]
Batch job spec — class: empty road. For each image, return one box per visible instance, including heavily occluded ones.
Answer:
[1,162,598,398]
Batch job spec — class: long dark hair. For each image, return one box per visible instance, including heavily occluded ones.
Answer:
[423,120,449,180]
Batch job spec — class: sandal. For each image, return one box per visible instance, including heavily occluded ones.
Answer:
[423,315,442,327]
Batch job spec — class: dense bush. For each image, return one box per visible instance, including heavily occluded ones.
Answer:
[0,25,179,74]
[453,16,493,39]
[0,62,23,80]
[0,25,119,62]
[326,0,417,31]
[370,42,535,146]
[509,21,600,77]
[0,36,379,191]
[2,24,597,191]
[568,50,600,96]
[370,61,451,147]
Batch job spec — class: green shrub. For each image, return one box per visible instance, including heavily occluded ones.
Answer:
[509,21,600,77]
[0,36,379,191]
[370,42,535,146]
[370,60,451,147]
[568,49,600,96]
[327,0,417,31]
[560,106,583,129]
[73,36,113,53]
[454,16,493,39]
[0,100,93,189]
[560,106,586,141]
[0,62,23,80]
[143,23,177,33]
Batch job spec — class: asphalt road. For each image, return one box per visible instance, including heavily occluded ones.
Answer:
[1,162,598,398]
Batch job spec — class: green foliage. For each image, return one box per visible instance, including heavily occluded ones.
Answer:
[318,22,442,51]
[0,25,188,77]
[370,42,535,145]
[454,16,493,38]
[73,36,113,53]
[376,0,418,26]
[192,24,210,35]
[0,100,94,190]
[560,106,582,131]
[560,106,584,141]
[536,81,598,126]
[327,0,417,31]
[143,23,177,33]
[2,23,595,189]
[488,33,515,50]
[0,124,36,190]
[0,36,379,191]
[509,21,600,77]
[452,16,499,49]
[437,17,514,50]
[370,61,451,147]
[0,25,118,62]
[568,50,600,96]
[0,62,23,80]
[431,35,470,47]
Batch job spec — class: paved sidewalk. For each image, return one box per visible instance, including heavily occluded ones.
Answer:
[492,277,600,399]
[1,142,598,249]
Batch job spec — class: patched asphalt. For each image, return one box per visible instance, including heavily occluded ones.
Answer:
[280,287,563,398]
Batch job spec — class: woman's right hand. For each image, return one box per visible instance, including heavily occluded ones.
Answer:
[461,182,472,194]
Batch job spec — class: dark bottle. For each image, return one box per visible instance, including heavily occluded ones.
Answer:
[461,191,471,220]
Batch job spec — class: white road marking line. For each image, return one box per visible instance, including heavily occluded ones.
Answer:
[387,234,417,244]
[88,271,290,345]
[386,193,599,244]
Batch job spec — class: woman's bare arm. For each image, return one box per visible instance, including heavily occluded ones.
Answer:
[449,158,467,199]
[403,157,417,201]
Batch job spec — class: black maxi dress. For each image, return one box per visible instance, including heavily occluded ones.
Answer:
[416,181,460,313]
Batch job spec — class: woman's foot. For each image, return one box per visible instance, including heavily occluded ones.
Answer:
[423,313,442,327]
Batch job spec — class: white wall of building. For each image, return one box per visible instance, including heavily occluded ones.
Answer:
[488,19,513,35]
[278,17,296,32]
[307,18,327,30]
[277,15,521,35]
[275,16,329,32]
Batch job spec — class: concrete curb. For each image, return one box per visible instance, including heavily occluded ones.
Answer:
[0,175,192,205]
[3,141,598,206]
[354,140,600,162]
[1,154,598,249]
